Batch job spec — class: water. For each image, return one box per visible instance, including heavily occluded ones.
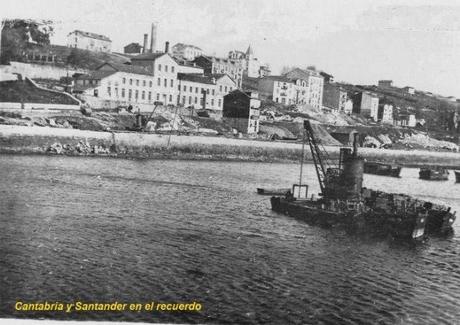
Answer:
[0,155,459,324]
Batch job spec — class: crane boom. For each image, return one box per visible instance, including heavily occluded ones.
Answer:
[303,120,329,195]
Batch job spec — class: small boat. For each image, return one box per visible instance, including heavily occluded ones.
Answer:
[455,171,460,183]
[364,161,401,177]
[419,167,449,181]
[257,188,291,195]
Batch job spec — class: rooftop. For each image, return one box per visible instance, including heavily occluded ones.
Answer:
[172,43,203,51]
[69,30,111,42]
[178,73,228,85]
[97,62,153,76]
[131,52,167,61]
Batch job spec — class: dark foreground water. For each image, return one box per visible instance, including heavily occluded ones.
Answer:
[0,155,459,325]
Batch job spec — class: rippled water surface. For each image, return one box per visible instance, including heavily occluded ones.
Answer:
[0,155,459,324]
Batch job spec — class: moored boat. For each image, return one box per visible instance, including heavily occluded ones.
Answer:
[269,120,456,242]
[364,161,401,177]
[419,167,449,181]
[257,188,291,195]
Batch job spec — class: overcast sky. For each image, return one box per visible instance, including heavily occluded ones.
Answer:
[3,0,460,97]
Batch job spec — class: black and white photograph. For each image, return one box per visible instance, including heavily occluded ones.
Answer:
[0,1,459,324]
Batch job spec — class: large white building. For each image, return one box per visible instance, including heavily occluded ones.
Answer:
[171,43,204,61]
[177,73,236,113]
[283,68,324,109]
[67,30,112,52]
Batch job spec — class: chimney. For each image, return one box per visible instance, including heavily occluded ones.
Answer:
[150,22,157,53]
[165,41,169,54]
[142,34,148,53]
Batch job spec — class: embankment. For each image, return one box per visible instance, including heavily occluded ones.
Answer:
[0,125,459,167]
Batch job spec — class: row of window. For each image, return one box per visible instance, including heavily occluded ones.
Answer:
[106,87,175,103]
[157,64,175,73]
[177,95,222,107]
[121,77,175,88]
[178,84,233,94]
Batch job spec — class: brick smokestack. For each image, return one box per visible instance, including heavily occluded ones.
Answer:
[150,22,157,53]
[143,34,148,53]
[165,41,169,54]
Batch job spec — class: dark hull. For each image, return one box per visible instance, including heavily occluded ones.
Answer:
[455,171,460,183]
[364,162,401,177]
[271,196,455,242]
[257,188,291,195]
[419,168,449,181]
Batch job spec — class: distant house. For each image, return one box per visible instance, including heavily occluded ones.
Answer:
[377,101,394,124]
[124,43,143,54]
[171,43,204,61]
[223,90,261,134]
[67,30,111,53]
[402,86,415,95]
[395,114,416,127]
[322,83,349,112]
[351,91,379,120]
[319,71,334,83]
[378,80,393,88]
[284,68,324,109]
[257,76,296,105]
[193,55,243,88]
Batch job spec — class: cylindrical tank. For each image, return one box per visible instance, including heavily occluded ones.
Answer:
[341,155,364,199]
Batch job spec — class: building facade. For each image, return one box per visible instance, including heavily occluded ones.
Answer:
[67,30,111,52]
[177,73,236,113]
[352,91,379,119]
[228,45,270,78]
[378,80,393,88]
[283,68,324,109]
[193,55,243,88]
[124,43,143,54]
[377,102,394,124]
[171,43,204,61]
[257,76,296,105]
[322,83,349,112]
[223,90,261,134]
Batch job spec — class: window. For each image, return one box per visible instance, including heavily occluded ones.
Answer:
[230,87,233,91]
[171,66,175,73]
[122,78,126,84]
[169,94,172,102]
[136,80,139,86]
[94,89,98,97]
[129,79,133,85]
[142,91,145,100]
[195,87,198,93]
[148,92,152,101]
[165,65,168,72]
[170,79,173,87]
[218,99,222,107]
[207,89,210,94]
[219,85,222,92]
[143,80,146,87]
[225,86,227,92]
[121,88,125,98]
[183,85,187,91]
[182,96,186,104]
[149,81,153,87]
[164,79,167,87]
[128,89,132,99]
[115,87,118,97]
[157,78,161,86]
[156,93,160,100]
[158,64,162,71]
[189,86,193,92]
[211,99,214,106]
[189,96,192,104]
[107,87,111,97]
[212,89,215,96]
[194,97,197,104]
[178,84,181,91]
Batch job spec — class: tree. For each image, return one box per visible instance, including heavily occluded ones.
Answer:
[0,19,54,64]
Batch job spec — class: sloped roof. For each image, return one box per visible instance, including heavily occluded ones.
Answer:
[284,68,322,80]
[130,52,168,61]
[69,30,111,42]
[178,73,229,85]
[96,62,153,76]
[262,75,292,82]
[76,70,116,80]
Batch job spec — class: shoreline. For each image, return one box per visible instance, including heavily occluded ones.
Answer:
[0,125,459,168]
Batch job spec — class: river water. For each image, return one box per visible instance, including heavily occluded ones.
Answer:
[0,155,459,324]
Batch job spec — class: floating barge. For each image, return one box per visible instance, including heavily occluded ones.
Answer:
[364,161,401,177]
[419,167,449,181]
[257,188,291,195]
[270,120,456,242]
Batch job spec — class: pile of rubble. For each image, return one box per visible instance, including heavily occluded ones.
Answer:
[399,133,459,151]
[47,141,111,155]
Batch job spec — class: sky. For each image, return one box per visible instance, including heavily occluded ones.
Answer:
[3,0,460,97]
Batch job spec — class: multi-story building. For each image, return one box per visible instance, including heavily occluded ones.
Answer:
[322,83,350,112]
[223,90,261,134]
[378,102,394,124]
[283,68,324,109]
[177,73,236,114]
[257,76,296,105]
[378,80,393,88]
[173,58,205,74]
[124,43,143,54]
[171,43,204,61]
[73,63,159,107]
[194,55,243,88]
[351,91,379,119]
[67,30,111,52]
[130,51,179,105]
[228,45,270,78]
